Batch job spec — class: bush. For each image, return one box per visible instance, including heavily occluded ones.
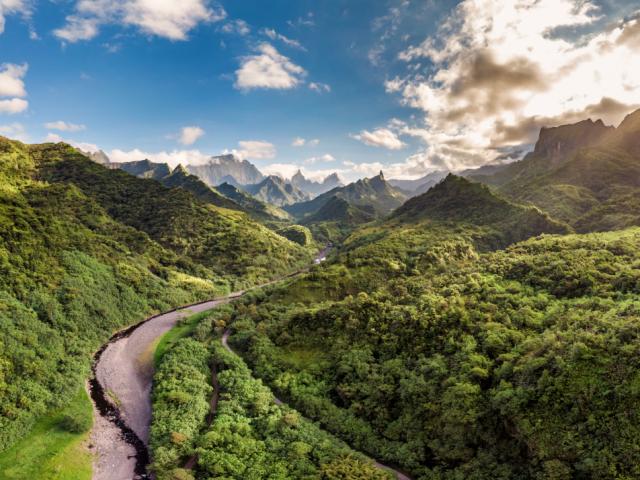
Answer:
[59,412,91,434]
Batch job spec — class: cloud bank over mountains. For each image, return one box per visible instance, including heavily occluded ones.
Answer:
[381,0,640,172]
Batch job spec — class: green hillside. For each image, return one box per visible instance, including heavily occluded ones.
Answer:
[393,174,568,250]
[216,181,291,222]
[0,137,310,454]
[223,220,640,479]
[469,109,640,232]
[36,146,311,282]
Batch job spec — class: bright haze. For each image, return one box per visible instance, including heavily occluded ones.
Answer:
[2,0,640,181]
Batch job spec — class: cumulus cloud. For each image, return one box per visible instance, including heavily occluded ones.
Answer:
[0,98,28,114]
[351,128,406,150]
[108,147,210,167]
[0,0,32,35]
[235,43,305,90]
[230,140,276,160]
[54,0,226,42]
[0,122,27,141]
[387,0,640,172]
[309,82,330,93]
[0,63,27,114]
[178,125,204,145]
[45,120,86,132]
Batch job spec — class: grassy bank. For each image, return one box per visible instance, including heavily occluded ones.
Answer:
[0,387,93,480]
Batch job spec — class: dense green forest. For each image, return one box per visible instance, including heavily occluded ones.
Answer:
[217,169,640,479]
[150,307,393,480]
[0,137,310,454]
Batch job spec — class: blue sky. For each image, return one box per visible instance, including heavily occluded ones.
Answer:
[1,0,639,181]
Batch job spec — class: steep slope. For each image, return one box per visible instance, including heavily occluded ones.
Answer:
[493,110,640,228]
[393,174,568,249]
[286,172,406,219]
[244,175,310,207]
[479,119,615,187]
[159,164,240,211]
[301,196,376,225]
[186,154,264,186]
[216,182,291,221]
[0,137,224,453]
[35,144,311,283]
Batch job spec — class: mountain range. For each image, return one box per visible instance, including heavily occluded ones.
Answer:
[244,175,311,207]
[290,169,343,196]
[285,171,406,219]
[186,154,265,186]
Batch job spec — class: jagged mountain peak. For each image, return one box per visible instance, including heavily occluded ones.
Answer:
[533,118,614,164]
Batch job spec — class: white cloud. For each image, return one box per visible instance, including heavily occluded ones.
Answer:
[0,122,27,141]
[45,120,86,132]
[0,63,28,114]
[220,19,249,36]
[309,82,331,93]
[109,147,210,167]
[54,16,99,42]
[304,153,335,164]
[54,0,226,42]
[351,128,406,150]
[0,63,27,97]
[178,125,204,145]
[388,0,640,171]
[291,137,319,147]
[0,0,32,35]
[261,28,305,50]
[0,97,27,114]
[235,43,305,90]
[229,140,276,160]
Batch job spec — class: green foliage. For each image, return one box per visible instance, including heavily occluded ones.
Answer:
[226,224,640,479]
[150,338,213,477]
[277,225,314,246]
[0,136,306,457]
[193,341,392,479]
[149,311,391,479]
[35,143,311,287]
[0,387,93,480]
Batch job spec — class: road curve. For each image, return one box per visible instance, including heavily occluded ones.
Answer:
[221,330,412,480]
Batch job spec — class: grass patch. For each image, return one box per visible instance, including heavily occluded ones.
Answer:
[275,346,331,373]
[0,387,93,480]
[153,309,213,367]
